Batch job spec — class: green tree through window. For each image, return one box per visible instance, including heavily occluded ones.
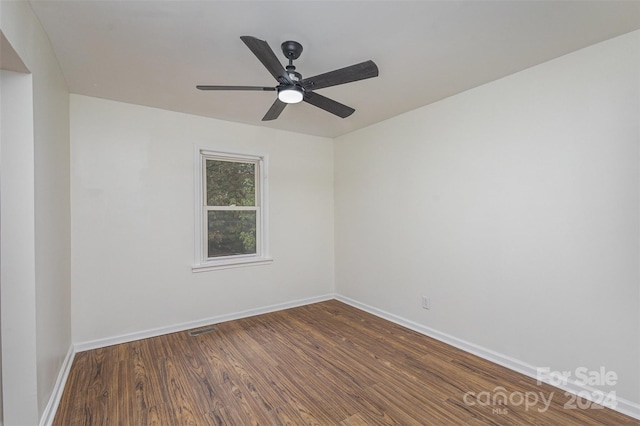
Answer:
[205,159,258,258]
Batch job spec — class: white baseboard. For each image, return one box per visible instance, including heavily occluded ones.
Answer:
[334,294,640,421]
[39,345,75,426]
[55,293,640,422]
[74,293,334,353]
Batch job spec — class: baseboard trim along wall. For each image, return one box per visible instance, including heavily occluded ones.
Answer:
[334,294,640,421]
[40,345,75,426]
[53,293,639,422]
[73,294,334,353]
[48,294,333,424]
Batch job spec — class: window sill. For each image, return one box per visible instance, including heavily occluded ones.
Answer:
[192,256,273,272]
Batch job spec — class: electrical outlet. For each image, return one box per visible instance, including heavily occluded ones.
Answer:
[422,296,431,310]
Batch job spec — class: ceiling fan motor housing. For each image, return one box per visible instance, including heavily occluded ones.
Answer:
[286,68,302,82]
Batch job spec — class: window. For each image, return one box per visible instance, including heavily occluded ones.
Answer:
[193,149,271,271]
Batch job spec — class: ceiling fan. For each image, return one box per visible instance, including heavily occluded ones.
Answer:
[197,36,379,121]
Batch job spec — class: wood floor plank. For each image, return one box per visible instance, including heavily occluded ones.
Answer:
[193,331,271,425]
[53,300,639,425]
[130,339,166,414]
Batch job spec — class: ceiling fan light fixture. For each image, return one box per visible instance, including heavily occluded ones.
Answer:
[278,87,303,104]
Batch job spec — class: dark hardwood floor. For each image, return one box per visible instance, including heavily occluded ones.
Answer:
[53,300,638,425]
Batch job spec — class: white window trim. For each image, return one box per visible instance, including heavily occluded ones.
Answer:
[192,147,272,272]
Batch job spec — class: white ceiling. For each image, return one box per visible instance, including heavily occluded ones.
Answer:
[29,0,640,138]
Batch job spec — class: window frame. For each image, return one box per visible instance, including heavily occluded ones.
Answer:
[193,148,271,272]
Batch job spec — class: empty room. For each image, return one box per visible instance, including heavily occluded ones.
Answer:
[1,0,639,424]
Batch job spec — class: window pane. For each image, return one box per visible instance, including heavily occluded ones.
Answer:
[206,160,255,206]
[207,211,257,258]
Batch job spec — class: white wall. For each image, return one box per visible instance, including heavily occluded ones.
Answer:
[1,69,38,426]
[70,95,334,343]
[0,2,71,424]
[335,31,640,405]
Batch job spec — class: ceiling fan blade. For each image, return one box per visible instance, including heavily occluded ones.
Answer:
[196,85,276,91]
[262,99,287,121]
[302,60,378,91]
[240,36,292,84]
[303,92,355,118]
